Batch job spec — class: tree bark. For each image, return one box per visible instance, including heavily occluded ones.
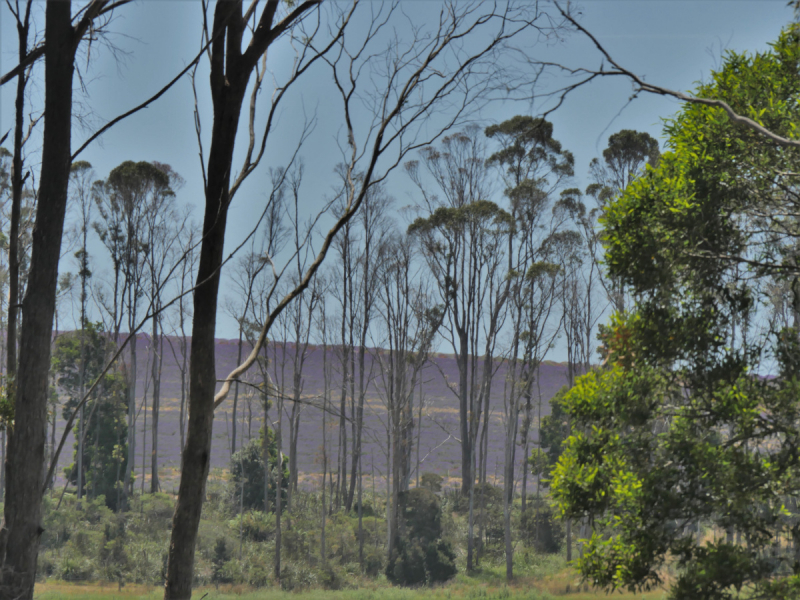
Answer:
[0,3,75,597]
[150,323,162,493]
[164,6,247,593]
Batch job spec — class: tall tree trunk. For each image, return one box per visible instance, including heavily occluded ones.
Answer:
[321,335,329,565]
[3,0,31,512]
[231,326,244,455]
[150,323,162,493]
[348,343,366,509]
[6,0,30,404]
[178,333,188,457]
[124,332,138,496]
[1,4,75,596]
[275,394,284,583]
[164,28,247,594]
[457,331,471,497]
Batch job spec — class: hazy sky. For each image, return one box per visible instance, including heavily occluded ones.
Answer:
[0,1,794,351]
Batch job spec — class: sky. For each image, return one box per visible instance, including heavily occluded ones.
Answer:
[0,0,795,357]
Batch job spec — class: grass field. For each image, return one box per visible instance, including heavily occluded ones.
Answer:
[35,574,669,600]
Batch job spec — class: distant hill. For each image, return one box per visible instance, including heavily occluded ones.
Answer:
[53,334,573,494]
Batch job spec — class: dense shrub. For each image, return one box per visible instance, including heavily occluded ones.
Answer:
[211,537,234,584]
[420,472,443,493]
[398,488,441,544]
[228,510,274,542]
[386,488,457,586]
[425,539,458,583]
[280,562,317,591]
[521,501,564,554]
[454,482,503,514]
[230,429,288,511]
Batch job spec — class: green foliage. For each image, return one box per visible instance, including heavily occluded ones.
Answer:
[387,537,458,587]
[229,429,288,512]
[587,129,660,204]
[552,25,800,600]
[387,488,457,586]
[212,537,234,584]
[520,499,563,555]
[485,115,575,192]
[228,510,274,542]
[399,488,443,545]
[537,387,570,475]
[52,322,128,510]
[408,200,515,238]
[527,449,549,479]
[0,374,13,431]
[420,472,443,493]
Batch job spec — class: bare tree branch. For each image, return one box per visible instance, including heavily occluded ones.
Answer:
[553,2,800,148]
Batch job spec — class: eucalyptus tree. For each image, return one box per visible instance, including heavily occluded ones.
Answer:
[173,3,571,596]
[280,163,324,501]
[375,231,441,564]
[224,166,288,457]
[141,162,186,493]
[407,127,515,571]
[94,160,175,497]
[484,115,573,580]
[346,177,393,513]
[330,198,357,510]
[67,160,95,501]
[4,0,35,424]
[584,130,660,313]
[164,225,198,458]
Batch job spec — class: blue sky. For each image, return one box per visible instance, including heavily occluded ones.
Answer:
[0,1,795,349]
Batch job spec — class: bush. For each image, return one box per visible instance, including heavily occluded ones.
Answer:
[386,488,457,586]
[454,482,503,514]
[521,501,563,554]
[230,429,288,512]
[280,562,317,591]
[211,537,233,584]
[362,545,385,578]
[386,538,457,586]
[420,472,443,493]
[425,539,458,583]
[319,563,347,590]
[398,488,441,544]
[387,538,427,586]
[228,510,274,542]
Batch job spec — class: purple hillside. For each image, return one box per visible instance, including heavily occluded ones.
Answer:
[52,334,573,495]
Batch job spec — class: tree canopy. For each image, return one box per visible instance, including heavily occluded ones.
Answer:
[551,26,800,600]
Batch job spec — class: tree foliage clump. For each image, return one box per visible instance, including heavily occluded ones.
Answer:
[52,322,128,510]
[229,428,288,512]
[386,488,457,586]
[552,26,800,600]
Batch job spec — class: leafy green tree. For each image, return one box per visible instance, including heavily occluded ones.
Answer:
[386,488,457,586]
[538,386,571,476]
[53,322,128,510]
[552,26,800,600]
[229,428,288,512]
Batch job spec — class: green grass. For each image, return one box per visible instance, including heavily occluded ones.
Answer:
[34,579,669,600]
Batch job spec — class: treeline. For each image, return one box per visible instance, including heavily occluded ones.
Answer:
[0,3,681,598]
[0,118,659,586]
